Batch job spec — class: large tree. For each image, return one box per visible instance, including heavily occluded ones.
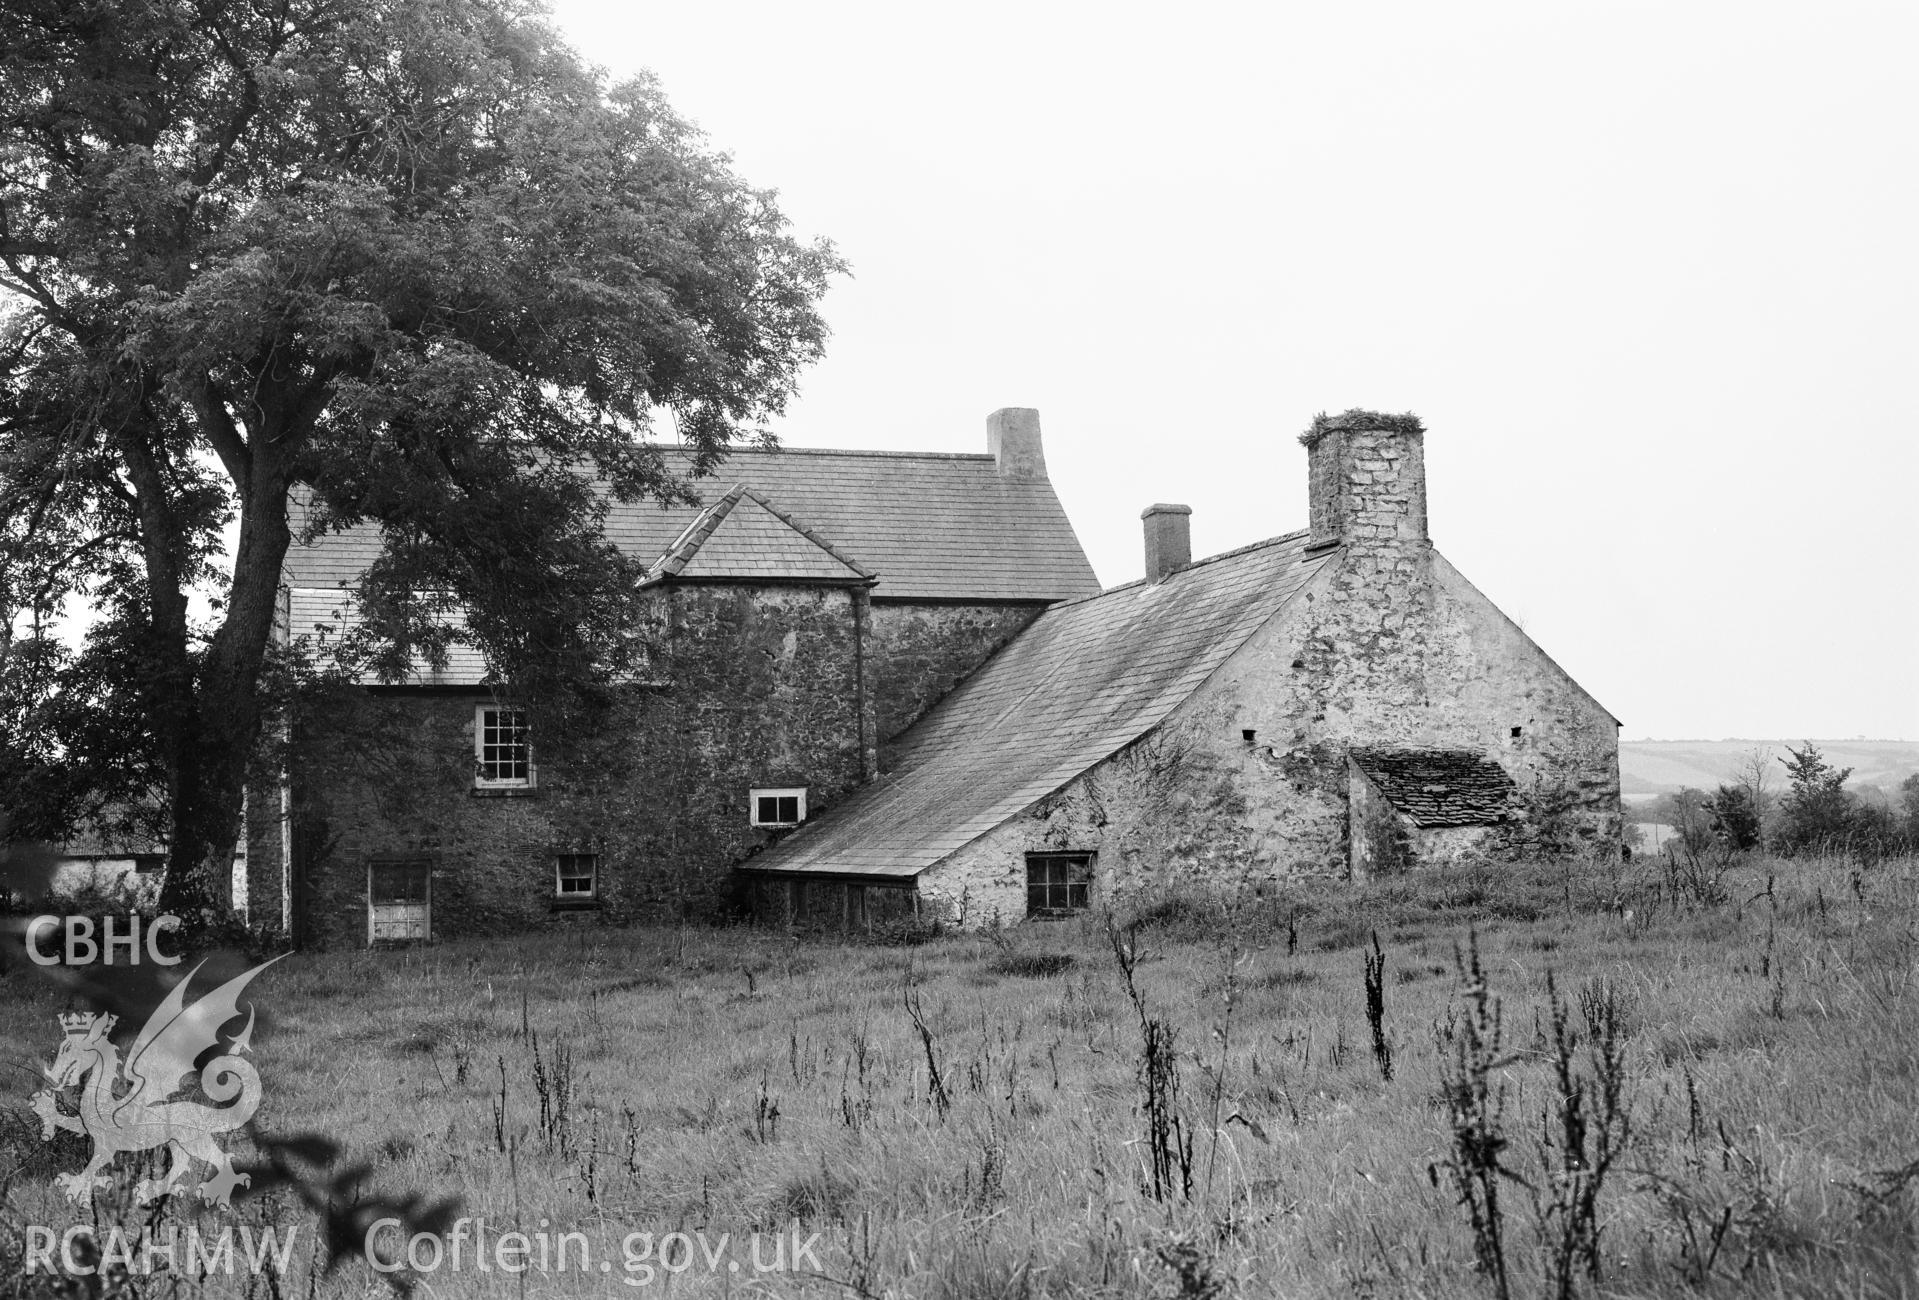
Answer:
[0,0,841,915]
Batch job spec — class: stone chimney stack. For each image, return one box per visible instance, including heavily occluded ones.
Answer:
[1141,503,1191,583]
[988,407,1047,480]
[1299,410,1428,550]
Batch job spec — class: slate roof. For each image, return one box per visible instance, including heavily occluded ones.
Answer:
[646,486,873,585]
[1349,749,1518,827]
[738,533,1334,879]
[283,588,489,686]
[284,447,1100,602]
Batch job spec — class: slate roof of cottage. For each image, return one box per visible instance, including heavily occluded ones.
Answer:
[738,533,1334,879]
[1349,749,1518,827]
[646,486,873,584]
[284,447,1100,602]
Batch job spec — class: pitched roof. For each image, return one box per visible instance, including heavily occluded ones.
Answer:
[1350,749,1518,827]
[739,534,1333,878]
[647,487,873,584]
[285,447,1100,602]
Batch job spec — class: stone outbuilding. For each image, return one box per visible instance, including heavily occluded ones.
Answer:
[737,410,1620,928]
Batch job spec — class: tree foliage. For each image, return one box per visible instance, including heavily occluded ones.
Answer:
[1704,784,1760,853]
[1776,742,1856,856]
[0,0,841,913]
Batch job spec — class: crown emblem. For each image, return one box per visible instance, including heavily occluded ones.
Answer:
[57,1012,111,1037]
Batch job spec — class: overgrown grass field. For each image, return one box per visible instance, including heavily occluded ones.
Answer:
[4,852,1918,1298]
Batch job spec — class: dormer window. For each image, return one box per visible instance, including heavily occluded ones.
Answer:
[751,788,806,828]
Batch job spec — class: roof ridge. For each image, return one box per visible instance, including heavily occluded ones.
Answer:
[678,445,995,463]
[1049,529,1313,610]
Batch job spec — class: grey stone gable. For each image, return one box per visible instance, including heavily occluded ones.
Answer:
[738,533,1333,879]
[1348,748,1518,827]
[286,446,1101,602]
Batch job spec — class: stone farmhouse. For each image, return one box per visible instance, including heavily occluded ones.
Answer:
[249,409,1619,944]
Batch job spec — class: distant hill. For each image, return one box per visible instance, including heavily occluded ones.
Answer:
[1620,740,1919,802]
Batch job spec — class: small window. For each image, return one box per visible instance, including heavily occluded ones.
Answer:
[1510,726,1523,739]
[475,706,531,787]
[751,788,807,827]
[1026,853,1094,918]
[556,853,598,899]
[1241,729,1257,744]
[132,854,166,874]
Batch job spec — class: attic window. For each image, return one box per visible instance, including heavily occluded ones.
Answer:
[751,788,806,828]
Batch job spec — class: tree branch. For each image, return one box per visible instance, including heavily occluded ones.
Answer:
[192,376,253,490]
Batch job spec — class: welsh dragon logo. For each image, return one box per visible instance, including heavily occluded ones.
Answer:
[30,956,284,1208]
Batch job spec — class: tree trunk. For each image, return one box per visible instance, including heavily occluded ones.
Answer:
[156,455,292,920]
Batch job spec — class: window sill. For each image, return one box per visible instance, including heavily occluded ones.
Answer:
[471,785,538,799]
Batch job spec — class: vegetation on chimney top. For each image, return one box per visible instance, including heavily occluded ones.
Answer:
[1299,409,1426,446]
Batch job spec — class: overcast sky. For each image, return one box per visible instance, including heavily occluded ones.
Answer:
[548,0,1916,742]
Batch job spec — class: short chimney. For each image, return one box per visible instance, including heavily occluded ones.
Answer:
[1298,409,1428,550]
[1142,504,1191,583]
[987,407,1047,480]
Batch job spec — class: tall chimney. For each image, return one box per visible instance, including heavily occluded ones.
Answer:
[1299,409,1428,550]
[1142,503,1191,583]
[987,407,1047,480]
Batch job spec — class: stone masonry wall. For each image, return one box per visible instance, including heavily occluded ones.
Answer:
[287,584,868,946]
[918,690,1346,925]
[865,601,1046,769]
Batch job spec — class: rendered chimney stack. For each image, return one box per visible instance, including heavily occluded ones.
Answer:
[1298,410,1428,550]
[1141,503,1192,584]
[987,407,1047,480]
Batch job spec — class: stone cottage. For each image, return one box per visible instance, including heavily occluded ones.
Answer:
[254,407,1618,944]
[737,410,1620,928]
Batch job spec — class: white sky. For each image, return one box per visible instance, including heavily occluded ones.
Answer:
[549,0,1916,741]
